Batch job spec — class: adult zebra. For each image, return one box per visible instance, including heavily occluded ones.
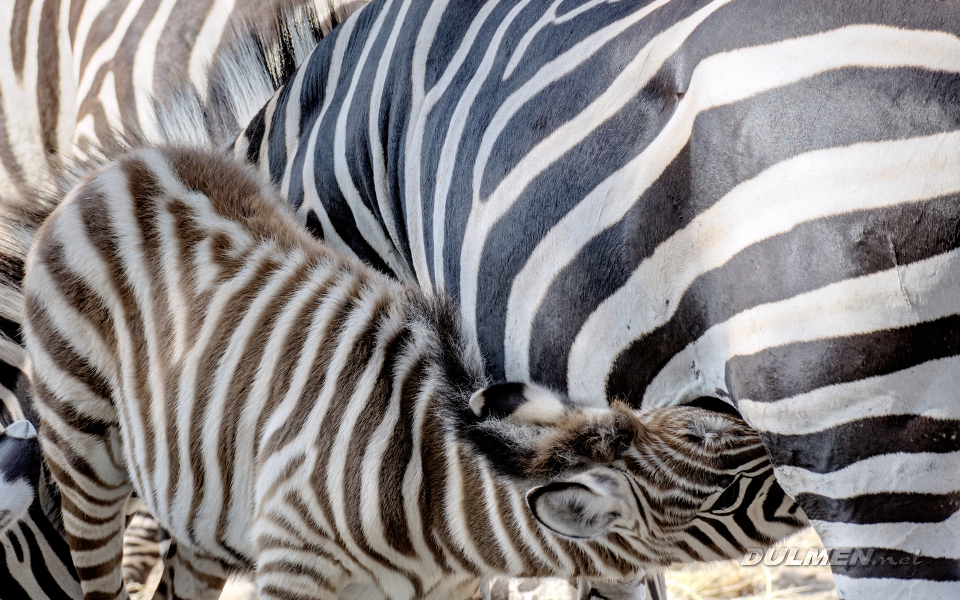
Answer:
[0,2,798,599]
[0,1,368,598]
[193,0,959,597]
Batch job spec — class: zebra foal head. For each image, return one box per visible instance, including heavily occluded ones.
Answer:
[468,383,767,569]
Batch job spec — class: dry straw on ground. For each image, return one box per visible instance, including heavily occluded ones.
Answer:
[665,529,838,600]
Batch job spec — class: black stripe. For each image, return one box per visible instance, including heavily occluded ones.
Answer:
[608,194,960,403]
[0,361,22,397]
[796,490,960,525]
[726,313,960,405]
[266,84,290,185]
[0,537,31,600]
[20,517,77,600]
[484,59,958,389]
[244,106,267,164]
[292,40,397,278]
[0,314,23,347]
[763,416,960,474]
[829,547,960,582]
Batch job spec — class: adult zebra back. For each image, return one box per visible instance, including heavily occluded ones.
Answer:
[24,144,770,600]
[0,0,367,205]
[220,0,960,596]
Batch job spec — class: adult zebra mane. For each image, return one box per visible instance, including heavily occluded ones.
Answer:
[150,0,360,148]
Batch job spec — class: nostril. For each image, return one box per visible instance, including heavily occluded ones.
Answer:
[717,474,735,489]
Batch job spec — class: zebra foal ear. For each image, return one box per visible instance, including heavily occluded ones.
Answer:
[0,420,39,533]
[526,470,627,539]
[469,382,569,424]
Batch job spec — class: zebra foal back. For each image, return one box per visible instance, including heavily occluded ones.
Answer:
[24,145,769,600]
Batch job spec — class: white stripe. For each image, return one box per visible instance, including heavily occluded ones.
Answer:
[739,355,960,436]
[187,0,237,102]
[172,243,273,546]
[831,574,960,600]
[0,338,25,373]
[72,0,115,76]
[256,272,353,452]
[293,13,366,263]
[280,65,306,199]
[56,0,78,165]
[641,245,960,408]
[357,320,410,567]
[281,6,361,196]
[0,0,45,194]
[324,290,395,562]
[74,0,148,110]
[0,385,25,423]
[479,457,526,572]
[132,0,178,139]
[814,511,960,560]
[464,0,732,354]
[367,0,421,282]
[442,429,486,569]
[428,0,533,291]
[565,130,960,404]
[402,0,453,290]
[202,251,307,554]
[775,451,960,499]
[506,27,960,389]
[331,0,414,281]
[502,0,629,81]
[236,263,336,543]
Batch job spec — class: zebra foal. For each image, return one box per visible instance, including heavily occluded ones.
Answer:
[23,146,766,600]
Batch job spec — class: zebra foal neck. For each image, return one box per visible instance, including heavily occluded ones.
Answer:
[24,145,765,600]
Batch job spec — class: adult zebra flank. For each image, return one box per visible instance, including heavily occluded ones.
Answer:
[22,144,772,600]
[203,0,960,597]
[0,1,370,599]
[0,2,773,600]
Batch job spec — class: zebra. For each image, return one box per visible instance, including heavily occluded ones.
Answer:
[0,0,367,205]
[0,1,370,598]
[0,2,774,599]
[0,420,38,533]
[22,143,771,600]
[157,0,958,597]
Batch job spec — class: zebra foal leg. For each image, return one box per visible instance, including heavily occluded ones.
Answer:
[36,413,133,599]
[150,540,228,600]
